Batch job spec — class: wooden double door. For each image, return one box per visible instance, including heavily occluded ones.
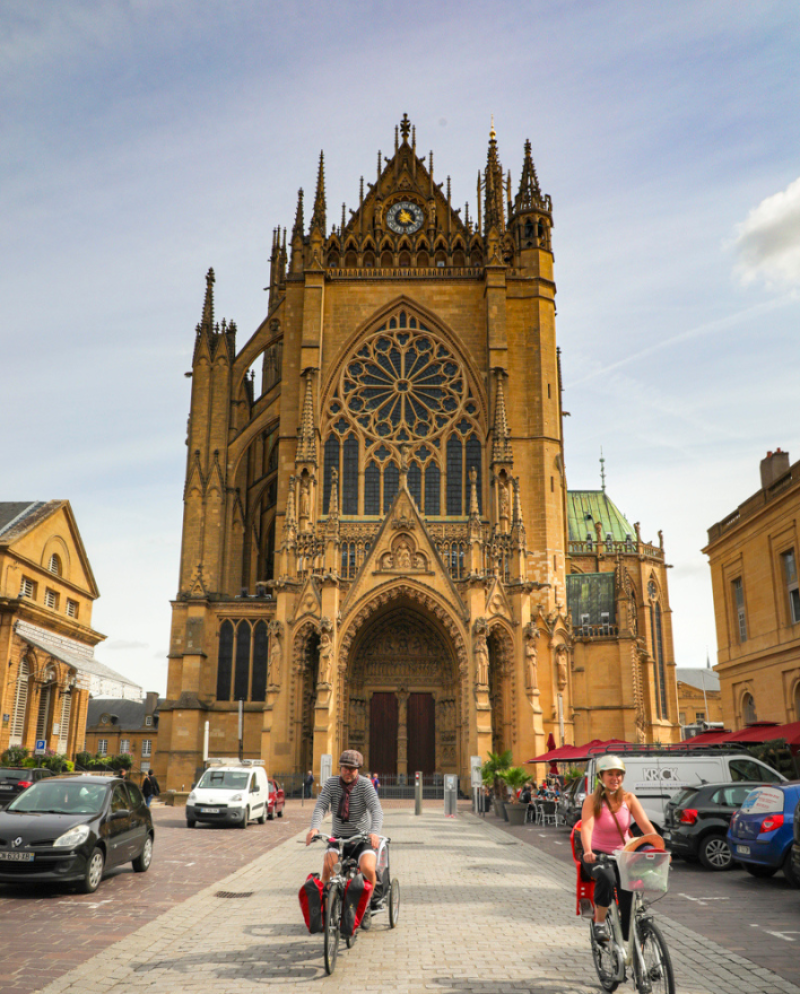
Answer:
[369,691,435,776]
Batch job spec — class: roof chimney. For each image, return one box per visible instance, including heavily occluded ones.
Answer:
[760,448,790,490]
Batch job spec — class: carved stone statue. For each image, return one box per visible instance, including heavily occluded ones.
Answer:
[414,552,425,569]
[524,629,539,691]
[555,645,568,691]
[269,635,282,686]
[318,629,333,684]
[499,482,509,523]
[300,478,311,519]
[381,551,394,570]
[395,540,412,570]
[475,632,489,686]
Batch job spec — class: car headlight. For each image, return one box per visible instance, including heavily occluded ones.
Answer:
[188,792,196,801]
[53,824,91,848]
[230,793,243,802]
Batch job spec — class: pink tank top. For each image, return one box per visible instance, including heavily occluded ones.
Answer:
[592,800,632,854]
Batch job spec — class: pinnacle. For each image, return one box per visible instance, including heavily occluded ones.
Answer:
[400,113,411,142]
[200,267,215,333]
[311,152,326,232]
[293,188,305,238]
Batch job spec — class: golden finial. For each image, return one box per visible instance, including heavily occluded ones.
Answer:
[490,114,496,140]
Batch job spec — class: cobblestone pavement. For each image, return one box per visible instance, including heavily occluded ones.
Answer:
[0,799,305,994]
[26,804,800,994]
[490,808,800,988]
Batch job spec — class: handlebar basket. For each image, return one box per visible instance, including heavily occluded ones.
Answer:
[615,850,671,895]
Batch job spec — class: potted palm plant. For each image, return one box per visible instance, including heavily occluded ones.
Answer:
[481,750,512,819]
[500,767,531,825]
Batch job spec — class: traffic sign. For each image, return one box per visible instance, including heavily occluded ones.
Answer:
[34,739,46,755]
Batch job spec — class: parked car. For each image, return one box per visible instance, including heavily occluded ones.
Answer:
[792,796,800,881]
[267,778,285,819]
[0,768,56,808]
[586,749,786,833]
[664,781,766,870]
[561,775,588,827]
[728,782,800,887]
[186,762,270,828]
[0,774,154,893]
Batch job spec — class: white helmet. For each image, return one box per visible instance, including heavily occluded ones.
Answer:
[596,755,626,775]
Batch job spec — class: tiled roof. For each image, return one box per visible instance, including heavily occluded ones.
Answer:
[0,501,51,539]
[86,697,163,729]
[676,668,720,692]
[567,491,636,543]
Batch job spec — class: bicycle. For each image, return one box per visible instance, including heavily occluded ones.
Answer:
[587,851,675,994]
[311,832,400,975]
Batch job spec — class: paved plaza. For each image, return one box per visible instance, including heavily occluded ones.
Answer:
[31,805,800,994]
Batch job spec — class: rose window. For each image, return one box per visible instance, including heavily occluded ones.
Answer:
[323,310,483,519]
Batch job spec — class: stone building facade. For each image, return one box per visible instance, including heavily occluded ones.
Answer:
[0,502,101,758]
[158,117,679,790]
[704,449,800,729]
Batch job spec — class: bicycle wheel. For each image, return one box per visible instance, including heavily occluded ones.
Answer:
[389,878,400,928]
[590,926,620,992]
[323,887,341,975]
[634,919,675,994]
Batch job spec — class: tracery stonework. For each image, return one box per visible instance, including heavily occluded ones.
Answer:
[159,115,680,792]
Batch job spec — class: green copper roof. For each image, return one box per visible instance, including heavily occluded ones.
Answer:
[567,491,635,543]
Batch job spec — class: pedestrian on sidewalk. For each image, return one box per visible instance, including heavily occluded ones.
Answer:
[142,769,160,807]
[371,771,380,794]
[303,769,314,798]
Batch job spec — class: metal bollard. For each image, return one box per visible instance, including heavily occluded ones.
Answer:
[414,770,422,815]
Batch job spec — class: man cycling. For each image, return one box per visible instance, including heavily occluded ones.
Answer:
[305,750,383,914]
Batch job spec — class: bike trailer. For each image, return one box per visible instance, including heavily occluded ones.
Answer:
[299,872,325,933]
[570,820,595,917]
[340,872,373,937]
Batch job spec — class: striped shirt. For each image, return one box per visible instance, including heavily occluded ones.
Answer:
[309,775,383,838]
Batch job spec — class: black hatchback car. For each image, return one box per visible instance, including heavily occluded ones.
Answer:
[664,781,764,870]
[0,768,56,808]
[0,775,154,893]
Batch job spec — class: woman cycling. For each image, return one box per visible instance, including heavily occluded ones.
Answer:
[579,755,661,943]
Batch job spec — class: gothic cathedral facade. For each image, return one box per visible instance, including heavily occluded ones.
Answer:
[158,117,679,790]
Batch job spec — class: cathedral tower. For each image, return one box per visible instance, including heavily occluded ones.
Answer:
[158,116,678,790]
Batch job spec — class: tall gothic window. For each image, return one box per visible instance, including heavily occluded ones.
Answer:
[217,620,269,703]
[322,309,483,517]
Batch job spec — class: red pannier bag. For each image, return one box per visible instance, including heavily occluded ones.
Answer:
[571,820,595,917]
[299,872,325,933]
[339,872,373,937]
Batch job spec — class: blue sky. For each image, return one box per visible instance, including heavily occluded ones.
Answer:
[3,1,799,696]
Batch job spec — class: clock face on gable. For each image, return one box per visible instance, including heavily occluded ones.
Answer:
[385,200,425,235]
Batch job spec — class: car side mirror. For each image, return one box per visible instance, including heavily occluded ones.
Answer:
[110,809,130,820]
[191,782,196,789]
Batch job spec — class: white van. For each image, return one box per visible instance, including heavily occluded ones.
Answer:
[186,760,269,829]
[585,749,787,833]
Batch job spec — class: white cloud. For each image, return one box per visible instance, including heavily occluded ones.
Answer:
[731,176,800,290]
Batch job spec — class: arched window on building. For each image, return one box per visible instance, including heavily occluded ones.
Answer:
[743,693,757,725]
[322,311,483,524]
[233,621,251,700]
[36,664,57,742]
[48,554,62,576]
[648,580,667,720]
[251,622,268,702]
[216,620,235,701]
[10,658,31,746]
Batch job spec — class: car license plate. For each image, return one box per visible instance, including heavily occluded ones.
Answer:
[200,807,220,814]
[0,851,34,862]
[0,785,13,790]
[737,845,751,856]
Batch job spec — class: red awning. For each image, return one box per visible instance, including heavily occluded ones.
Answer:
[528,737,631,764]
[721,722,781,743]
[671,730,732,747]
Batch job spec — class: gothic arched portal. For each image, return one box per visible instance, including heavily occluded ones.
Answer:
[342,604,461,776]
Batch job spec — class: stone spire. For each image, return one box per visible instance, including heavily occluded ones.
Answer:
[511,477,526,544]
[310,152,326,233]
[469,466,480,521]
[513,139,543,213]
[292,187,305,239]
[295,370,317,465]
[491,370,513,465]
[483,118,505,236]
[200,267,215,333]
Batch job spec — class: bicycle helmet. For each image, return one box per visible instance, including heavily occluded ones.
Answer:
[596,755,626,775]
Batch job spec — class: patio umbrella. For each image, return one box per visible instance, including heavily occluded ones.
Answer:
[546,732,558,773]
